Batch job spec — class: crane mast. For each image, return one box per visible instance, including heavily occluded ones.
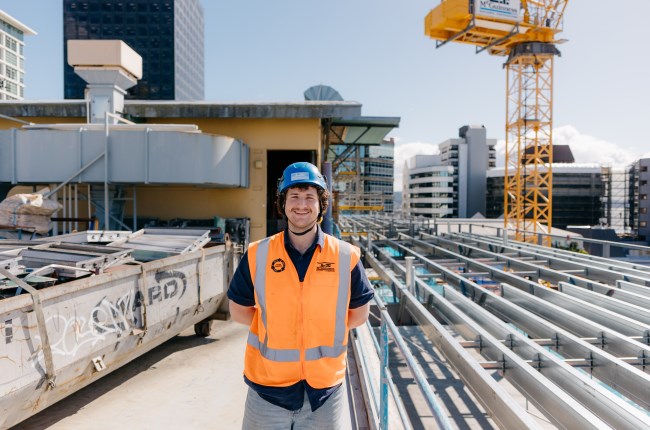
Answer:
[425,0,568,245]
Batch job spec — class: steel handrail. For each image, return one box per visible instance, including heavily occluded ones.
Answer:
[373,293,453,430]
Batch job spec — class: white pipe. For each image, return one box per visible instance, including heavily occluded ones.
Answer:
[74,184,78,232]
[87,184,92,229]
[104,114,109,229]
[62,184,67,234]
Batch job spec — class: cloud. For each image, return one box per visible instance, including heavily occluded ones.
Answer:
[494,139,506,167]
[393,141,439,190]
[492,125,641,167]
[553,125,638,166]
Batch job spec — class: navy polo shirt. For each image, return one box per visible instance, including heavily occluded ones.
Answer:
[227,226,374,412]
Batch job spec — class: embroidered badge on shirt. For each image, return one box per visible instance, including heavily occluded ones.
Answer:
[316,262,335,272]
[271,258,286,272]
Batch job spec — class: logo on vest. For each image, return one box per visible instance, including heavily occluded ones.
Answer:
[271,258,286,272]
[316,262,335,272]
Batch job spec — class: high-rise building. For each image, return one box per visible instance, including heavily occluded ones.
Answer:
[0,10,36,101]
[629,158,650,241]
[401,125,495,219]
[438,125,496,217]
[402,154,454,218]
[63,0,204,101]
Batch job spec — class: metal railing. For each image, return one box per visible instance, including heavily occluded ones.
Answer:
[372,293,453,430]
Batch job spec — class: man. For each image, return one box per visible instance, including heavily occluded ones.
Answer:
[228,161,374,429]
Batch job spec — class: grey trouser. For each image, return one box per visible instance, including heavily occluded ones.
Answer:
[242,386,346,430]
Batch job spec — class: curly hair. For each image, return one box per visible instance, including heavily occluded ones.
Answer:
[276,184,330,221]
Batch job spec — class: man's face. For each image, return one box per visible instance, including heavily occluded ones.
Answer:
[285,186,320,230]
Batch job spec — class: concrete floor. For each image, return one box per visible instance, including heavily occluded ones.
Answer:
[13,320,250,430]
[12,320,358,430]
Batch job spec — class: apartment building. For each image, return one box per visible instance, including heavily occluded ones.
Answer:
[0,10,36,100]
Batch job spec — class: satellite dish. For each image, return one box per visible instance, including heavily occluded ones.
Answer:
[304,85,343,101]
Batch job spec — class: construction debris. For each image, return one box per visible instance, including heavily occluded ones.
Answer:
[0,189,61,234]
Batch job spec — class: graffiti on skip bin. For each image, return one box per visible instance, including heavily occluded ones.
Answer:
[91,290,144,335]
[28,270,189,363]
[148,270,187,305]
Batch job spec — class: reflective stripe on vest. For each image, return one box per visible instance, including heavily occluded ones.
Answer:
[248,237,352,362]
[251,237,300,362]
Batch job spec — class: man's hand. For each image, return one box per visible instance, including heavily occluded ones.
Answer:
[348,303,370,329]
[229,300,256,326]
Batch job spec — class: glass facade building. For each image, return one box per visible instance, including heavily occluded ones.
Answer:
[330,139,395,213]
[63,0,204,100]
[0,11,36,100]
[487,164,603,230]
[628,158,650,241]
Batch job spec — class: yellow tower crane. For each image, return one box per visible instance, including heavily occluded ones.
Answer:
[425,0,568,245]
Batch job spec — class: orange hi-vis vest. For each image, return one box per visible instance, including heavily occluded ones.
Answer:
[244,231,361,389]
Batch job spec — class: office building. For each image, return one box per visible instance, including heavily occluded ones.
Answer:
[628,158,650,241]
[332,138,396,213]
[404,125,495,218]
[63,0,204,100]
[0,10,36,100]
[600,166,631,236]
[402,154,454,218]
[438,125,496,217]
[487,161,603,230]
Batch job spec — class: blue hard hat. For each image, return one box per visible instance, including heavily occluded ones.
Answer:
[278,162,327,193]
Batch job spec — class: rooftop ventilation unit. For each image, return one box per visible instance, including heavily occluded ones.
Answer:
[67,40,143,124]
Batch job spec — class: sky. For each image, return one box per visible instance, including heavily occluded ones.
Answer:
[2,0,649,190]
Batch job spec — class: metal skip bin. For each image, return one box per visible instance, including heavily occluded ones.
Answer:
[0,244,229,429]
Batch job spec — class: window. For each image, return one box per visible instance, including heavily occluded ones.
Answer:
[5,81,17,95]
[641,208,647,215]
[641,221,647,228]
[5,51,17,66]
[5,37,17,52]
[5,66,17,81]
[642,194,648,200]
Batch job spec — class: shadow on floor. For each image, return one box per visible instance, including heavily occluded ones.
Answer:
[12,333,217,430]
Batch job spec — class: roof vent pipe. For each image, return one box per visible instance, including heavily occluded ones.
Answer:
[67,40,142,124]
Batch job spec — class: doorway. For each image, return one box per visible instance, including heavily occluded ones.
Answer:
[267,150,317,236]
